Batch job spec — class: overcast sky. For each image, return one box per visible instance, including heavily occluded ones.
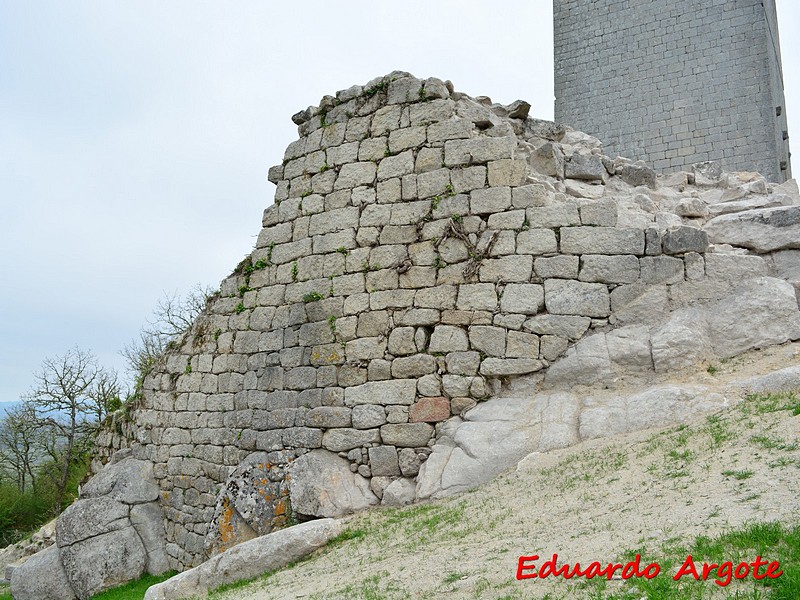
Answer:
[0,1,797,403]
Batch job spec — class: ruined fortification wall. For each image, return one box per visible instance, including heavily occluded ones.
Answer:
[553,0,791,181]
[93,71,800,572]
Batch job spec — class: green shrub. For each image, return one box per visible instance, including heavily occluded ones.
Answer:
[0,454,90,548]
[89,571,176,600]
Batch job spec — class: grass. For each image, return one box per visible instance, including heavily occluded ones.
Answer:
[88,572,176,600]
[442,571,468,584]
[750,434,798,452]
[722,469,755,481]
[370,500,475,549]
[0,586,10,600]
[579,521,800,600]
[740,391,800,416]
[328,527,367,546]
[540,448,629,492]
[309,571,409,600]
[668,449,694,461]
[768,457,800,469]
[704,415,736,449]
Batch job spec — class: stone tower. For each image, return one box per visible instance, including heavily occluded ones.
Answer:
[553,0,792,181]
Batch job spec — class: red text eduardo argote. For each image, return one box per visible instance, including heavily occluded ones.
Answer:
[516,553,782,587]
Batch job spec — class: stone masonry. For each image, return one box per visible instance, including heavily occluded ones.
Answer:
[554,0,792,181]
[89,71,800,573]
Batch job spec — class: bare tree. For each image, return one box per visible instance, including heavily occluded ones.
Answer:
[87,369,122,423]
[23,347,108,510]
[121,329,168,385]
[121,284,214,389]
[0,403,41,492]
[147,284,213,339]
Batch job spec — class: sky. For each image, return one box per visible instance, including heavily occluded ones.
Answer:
[0,401,20,417]
[0,1,797,403]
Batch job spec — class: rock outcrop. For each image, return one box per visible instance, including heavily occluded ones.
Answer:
[416,359,800,499]
[143,519,343,600]
[11,456,169,600]
[1,518,56,583]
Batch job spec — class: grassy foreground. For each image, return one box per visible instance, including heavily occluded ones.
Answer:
[205,517,799,600]
[576,521,800,600]
[89,573,176,600]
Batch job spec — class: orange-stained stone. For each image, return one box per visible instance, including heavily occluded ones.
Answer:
[274,499,287,516]
[218,498,235,543]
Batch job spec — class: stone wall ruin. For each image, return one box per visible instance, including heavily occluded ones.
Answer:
[82,71,800,576]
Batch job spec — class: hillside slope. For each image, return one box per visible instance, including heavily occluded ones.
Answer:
[215,343,800,600]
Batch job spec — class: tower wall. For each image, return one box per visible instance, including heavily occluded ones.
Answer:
[553,0,791,181]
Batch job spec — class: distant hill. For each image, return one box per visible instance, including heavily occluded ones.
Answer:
[0,400,21,417]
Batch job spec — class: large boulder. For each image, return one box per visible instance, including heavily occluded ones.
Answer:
[130,502,171,576]
[205,453,291,557]
[544,333,614,387]
[579,385,726,440]
[771,250,800,283]
[80,458,160,504]
[417,381,733,500]
[416,393,579,499]
[381,478,417,507]
[11,457,168,600]
[288,449,377,518]
[706,277,800,358]
[704,205,800,252]
[650,309,713,373]
[10,546,75,600]
[144,519,344,600]
[60,528,147,599]
[739,365,800,395]
[56,496,129,546]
